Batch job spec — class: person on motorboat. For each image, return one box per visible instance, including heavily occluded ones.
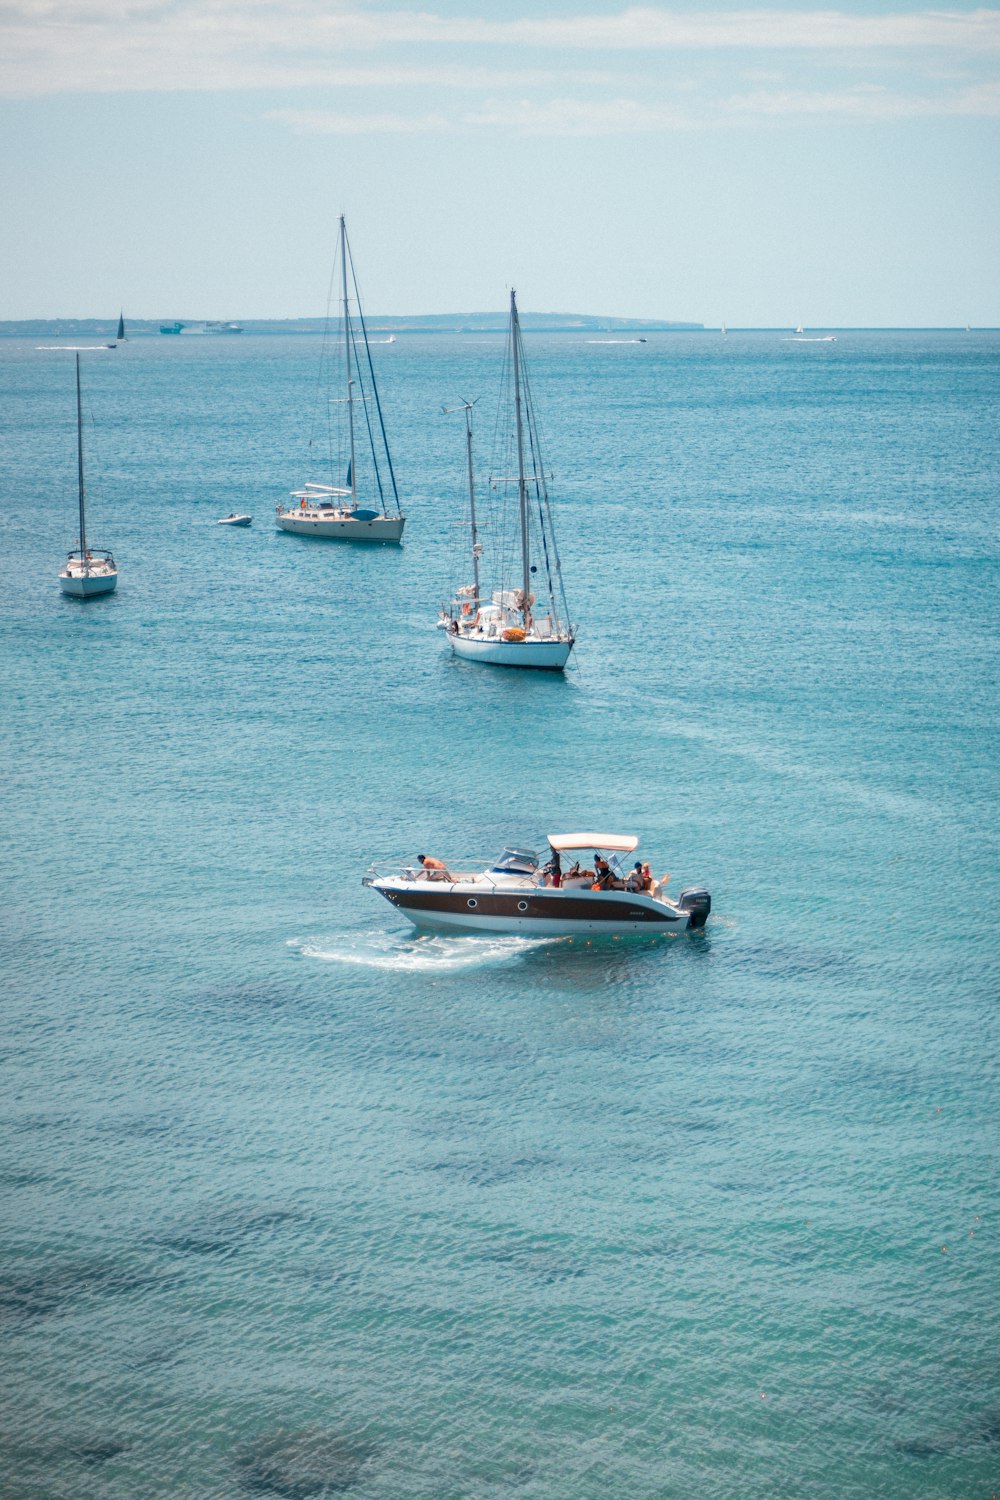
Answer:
[417,854,451,881]
[626,862,645,892]
[594,854,624,890]
[542,849,562,887]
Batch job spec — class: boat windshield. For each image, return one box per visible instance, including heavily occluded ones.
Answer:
[490,848,539,874]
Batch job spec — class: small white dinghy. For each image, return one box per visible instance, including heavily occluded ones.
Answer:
[217,513,252,526]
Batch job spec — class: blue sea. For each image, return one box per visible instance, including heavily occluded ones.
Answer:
[1,328,997,1498]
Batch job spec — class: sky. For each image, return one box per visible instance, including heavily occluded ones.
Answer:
[1,2,998,325]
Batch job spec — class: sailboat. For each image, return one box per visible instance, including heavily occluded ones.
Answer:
[106,310,126,349]
[794,321,805,335]
[439,288,574,671]
[59,354,118,597]
[276,216,405,543]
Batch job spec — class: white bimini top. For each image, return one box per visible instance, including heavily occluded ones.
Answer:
[547,833,640,854]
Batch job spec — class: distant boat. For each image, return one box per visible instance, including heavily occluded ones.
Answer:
[116,311,126,342]
[721,321,727,336]
[160,322,185,335]
[59,353,118,598]
[795,321,805,334]
[276,215,405,543]
[217,513,252,526]
[204,321,243,334]
[438,289,574,670]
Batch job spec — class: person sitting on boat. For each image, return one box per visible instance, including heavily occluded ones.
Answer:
[542,849,562,887]
[594,854,623,890]
[641,862,655,892]
[417,854,451,881]
[626,862,645,892]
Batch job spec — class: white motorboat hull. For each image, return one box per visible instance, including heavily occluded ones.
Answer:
[218,515,252,526]
[449,633,573,671]
[59,570,117,597]
[277,512,404,541]
[367,878,697,935]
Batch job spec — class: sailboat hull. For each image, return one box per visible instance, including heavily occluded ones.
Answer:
[277,512,404,542]
[59,570,117,597]
[449,633,572,670]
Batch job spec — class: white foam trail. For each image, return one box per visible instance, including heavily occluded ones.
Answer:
[291,930,562,972]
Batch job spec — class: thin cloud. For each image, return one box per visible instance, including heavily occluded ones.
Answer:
[3,4,1000,97]
[465,96,696,133]
[267,108,452,133]
[725,79,1000,118]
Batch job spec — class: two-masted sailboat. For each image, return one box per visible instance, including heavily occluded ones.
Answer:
[439,289,574,670]
[276,216,405,543]
[59,354,118,597]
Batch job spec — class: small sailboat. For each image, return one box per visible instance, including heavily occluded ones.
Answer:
[438,289,574,670]
[721,321,727,336]
[59,354,118,597]
[106,310,126,348]
[794,321,805,335]
[276,216,405,543]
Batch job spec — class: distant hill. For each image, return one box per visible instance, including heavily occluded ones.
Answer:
[1,312,704,337]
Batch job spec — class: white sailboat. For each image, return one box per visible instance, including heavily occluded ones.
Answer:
[794,321,805,334]
[439,289,574,671]
[59,353,118,597]
[276,216,405,543]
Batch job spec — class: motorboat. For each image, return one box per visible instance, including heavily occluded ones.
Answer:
[438,289,572,668]
[59,353,118,598]
[363,833,710,935]
[217,512,252,526]
[276,215,405,543]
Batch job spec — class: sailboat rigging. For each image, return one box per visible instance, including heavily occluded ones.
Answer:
[59,354,118,597]
[439,288,574,670]
[276,216,405,543]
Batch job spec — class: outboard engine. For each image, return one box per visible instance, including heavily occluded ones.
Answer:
[677,887,711,929]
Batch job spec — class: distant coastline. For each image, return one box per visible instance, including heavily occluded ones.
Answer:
[0,312,704,337]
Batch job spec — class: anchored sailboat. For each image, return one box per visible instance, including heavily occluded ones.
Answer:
[276,216,405,543]
[59,354,118,597]
[439,289,574,670]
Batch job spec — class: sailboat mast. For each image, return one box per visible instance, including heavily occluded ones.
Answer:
[75,353,87,557]
[465,406,480,602]
[510,289,530,614]
[340,215,357,507]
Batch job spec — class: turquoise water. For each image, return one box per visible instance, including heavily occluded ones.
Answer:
[1,329,997,1498]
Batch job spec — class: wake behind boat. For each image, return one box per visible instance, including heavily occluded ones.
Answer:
[364,834,710,935]
[438,289,573,669]
[277,215,405,543]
